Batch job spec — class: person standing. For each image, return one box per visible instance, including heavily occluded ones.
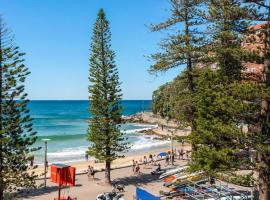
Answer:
[181,149,185,160]
[143,156,148,168]
[165,154,169,166]
[135,161,140,175]
[30,156,34,168]
[132,160,136,174]
[90,166,95,180]
[149,154,153,165]
[168,151,171,162]
[177,149,181,160]
[153,154,157,166]
[172,152,175,165]
[85,153,89,161]
[87,165,92,181]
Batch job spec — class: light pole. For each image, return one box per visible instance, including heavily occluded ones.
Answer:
[168,128,174,165]
[41,138,51,188]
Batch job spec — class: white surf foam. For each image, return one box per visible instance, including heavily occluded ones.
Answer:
[122,124,157,134]
[42,124,167,163]
[130,123,158,128]
[48,146,88,158]
[131,136,170,150]
[122,127,153,134]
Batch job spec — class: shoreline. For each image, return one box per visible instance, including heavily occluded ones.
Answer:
[31,112,192,176]
[30,142,192,177]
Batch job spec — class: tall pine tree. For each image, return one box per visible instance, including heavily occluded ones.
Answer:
[256,2,270,198]
[149,0,205,130]
[87,9,129,184]
[190,69,247,174]
[242,1,270,198]
[206,0,253,80]
[0,17,38,198]
[189,0,255,178]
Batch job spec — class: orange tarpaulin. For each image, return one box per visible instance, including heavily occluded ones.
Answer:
[51,163,75,186]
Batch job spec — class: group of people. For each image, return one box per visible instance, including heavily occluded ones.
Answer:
[165,151,174,166]
[142,154,158,167]
[132,160,141,175]
[165,148,189,166]
[132,147,189,173]
[87,165,96,181]
[86,147,190,179]
[132,154,160,175]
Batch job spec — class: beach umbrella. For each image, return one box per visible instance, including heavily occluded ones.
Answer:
[158,152,167,157]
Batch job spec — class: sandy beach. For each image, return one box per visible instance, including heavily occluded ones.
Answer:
[30,142,192,176]
[22,158,189,200]
[22,154,252,200]
[23,140,192,199]
[22,113,194,200]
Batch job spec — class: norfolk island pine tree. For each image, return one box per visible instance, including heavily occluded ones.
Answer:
[87,9,129,185]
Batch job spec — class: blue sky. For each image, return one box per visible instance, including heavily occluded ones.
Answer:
[0,0,182,100]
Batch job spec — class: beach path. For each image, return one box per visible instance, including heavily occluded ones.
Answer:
[21,159,187,200]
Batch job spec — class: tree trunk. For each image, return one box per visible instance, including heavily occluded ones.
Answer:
[0,18,4,200]
[258,65,270,200]
[0,190,3,200]
[105,161,111,185]
[258,153,269,200]
[184,0,196,132]
[258,5,270,199]
[259,60,270,199]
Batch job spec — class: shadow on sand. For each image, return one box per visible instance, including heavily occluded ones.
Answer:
[114,172,161,187]
[19,184,82,199]
[88,177,101,182]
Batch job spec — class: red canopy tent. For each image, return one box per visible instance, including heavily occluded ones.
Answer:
[51,163,76,200]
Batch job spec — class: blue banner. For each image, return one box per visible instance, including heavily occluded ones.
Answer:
[136,187,160,200]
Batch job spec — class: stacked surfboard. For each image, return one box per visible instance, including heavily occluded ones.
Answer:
[160,165,208,192]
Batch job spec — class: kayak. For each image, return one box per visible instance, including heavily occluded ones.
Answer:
[164,172,207,188]
[159,166,188,179]
[164,175,175,182]
[163,173,182,182]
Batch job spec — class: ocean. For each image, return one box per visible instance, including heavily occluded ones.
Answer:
[29,100,170,164]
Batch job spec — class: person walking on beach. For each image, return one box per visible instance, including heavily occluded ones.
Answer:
[87,165,95,181]
[172,152,175,165]
[168,151,171,162]
[135,161,140,175]
[149,154,153,165]
[153,154,157,166]
[176,149,181,160]
[165,154,169,166]
[29,155,34,168]
[180,149,184,160]
[85,153,89,161]
[143,156,147,168]
[132,160,136,174]
[90,166,95,180]
[87,165,92,181]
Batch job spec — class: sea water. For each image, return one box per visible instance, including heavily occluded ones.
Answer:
[29,100,170,164]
